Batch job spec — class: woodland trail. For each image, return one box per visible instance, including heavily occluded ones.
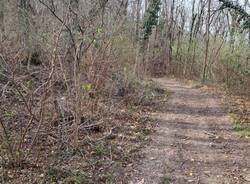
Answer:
[130,78,250,184]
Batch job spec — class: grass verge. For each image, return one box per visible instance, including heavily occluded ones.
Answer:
[230,113,250,138]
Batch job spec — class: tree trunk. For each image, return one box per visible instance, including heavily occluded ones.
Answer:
[0,0,4,42]
[202,0,211,82]
[167,0,175,72]
[70,0,79,32]
[188,0,196,53]
[19,0,33,70]
[19,0,30,53]
[135,0,141,41]
[145,0,148,13]
[229,13,237,51]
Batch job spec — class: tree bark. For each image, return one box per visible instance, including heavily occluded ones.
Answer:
[70,0,79,32]
[188,0,196,53]
[19,0,31,52]
[0,0,4,42]
[19,0,33,70]
[202,0,211,82]
[135,0,141,41]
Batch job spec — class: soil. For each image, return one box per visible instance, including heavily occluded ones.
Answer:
[130,78,250,184]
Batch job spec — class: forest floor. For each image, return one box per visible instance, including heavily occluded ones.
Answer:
[130,78,250,184]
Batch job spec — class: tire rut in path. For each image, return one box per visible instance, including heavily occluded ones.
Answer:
[130,78,250,184]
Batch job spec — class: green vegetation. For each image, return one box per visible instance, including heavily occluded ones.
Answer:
[41,168,94,184]
[94,144,106,157]
[160,176,171,184]
[219,0,250,30]
[230,113,250,138]
[143,0,161,41]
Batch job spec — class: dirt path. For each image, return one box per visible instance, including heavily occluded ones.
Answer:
[130,78,250,184]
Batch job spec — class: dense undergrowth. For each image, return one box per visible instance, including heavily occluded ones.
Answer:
[0,60,168,183]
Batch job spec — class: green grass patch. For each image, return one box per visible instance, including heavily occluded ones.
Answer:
[94,144,106,156]
[160,176,171,184]
[41,168,94,184]
[230,113,250,138]
[100,173,114,183]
